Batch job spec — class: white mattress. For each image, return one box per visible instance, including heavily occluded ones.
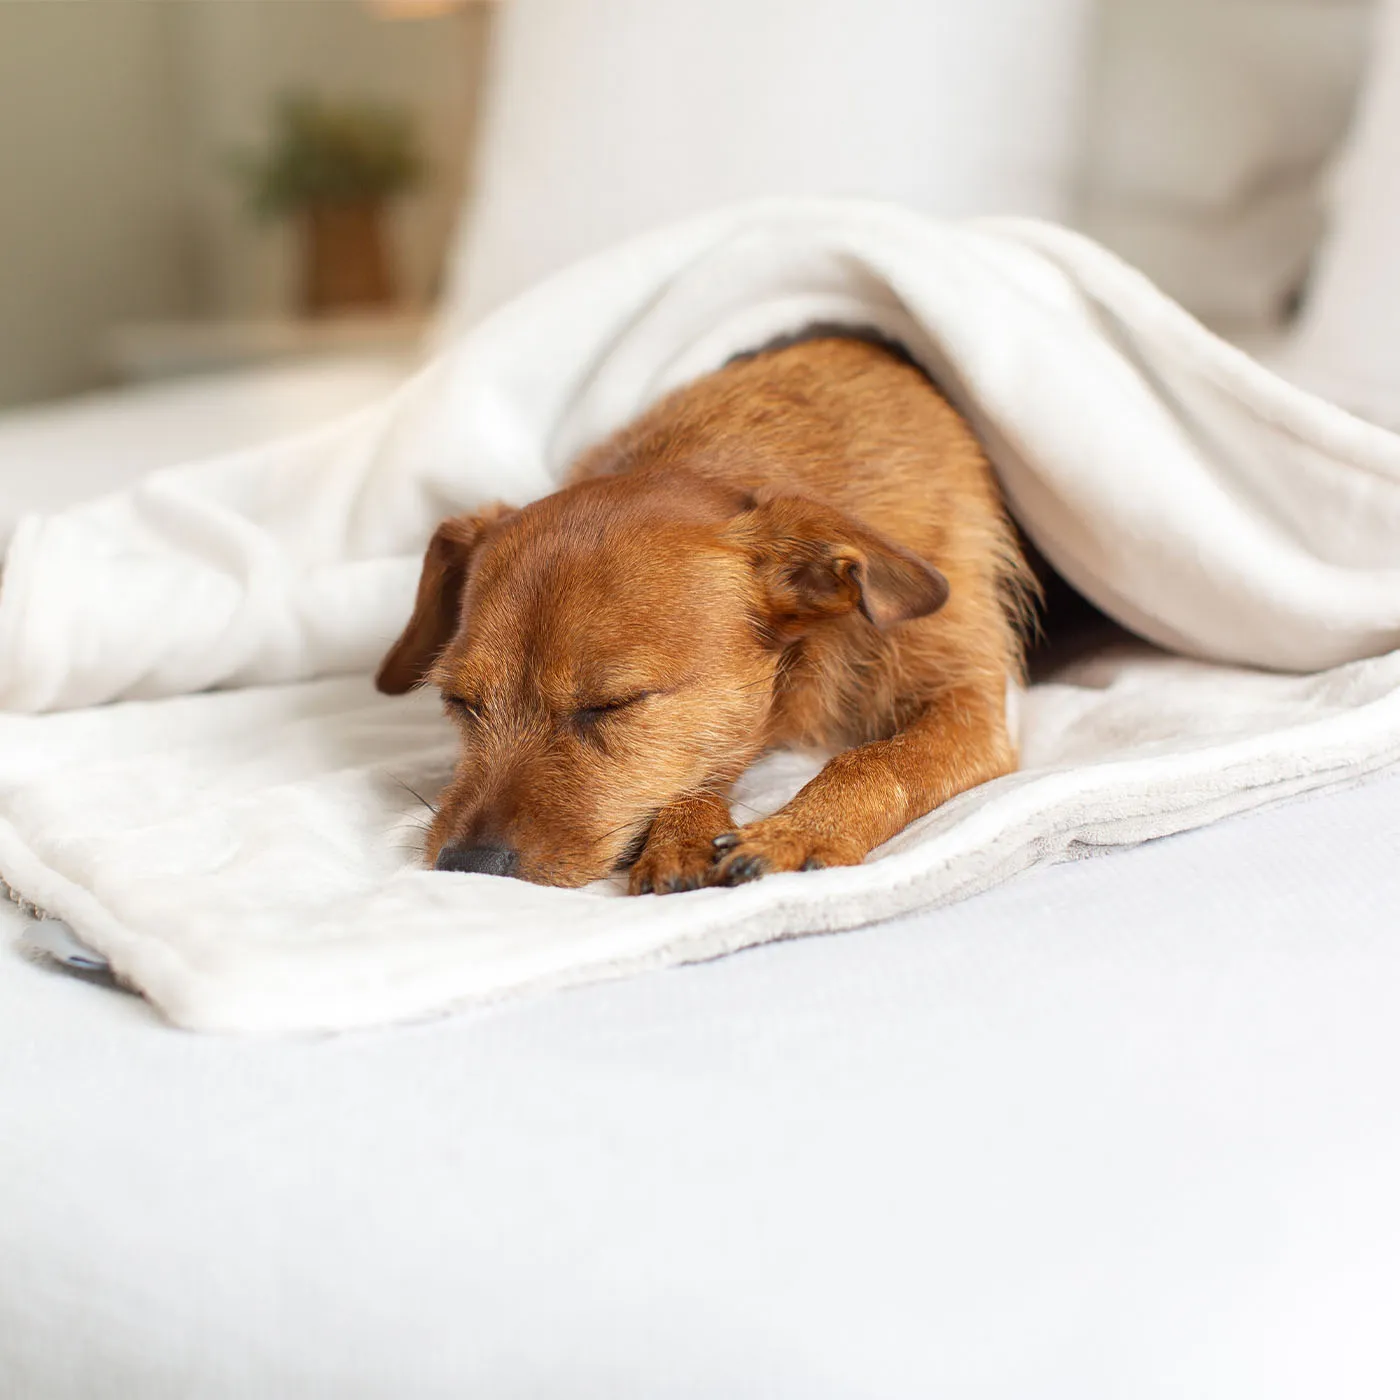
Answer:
[3,352,1400,1396]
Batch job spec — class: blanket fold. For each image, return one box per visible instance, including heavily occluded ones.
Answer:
[1,199,1398,1032]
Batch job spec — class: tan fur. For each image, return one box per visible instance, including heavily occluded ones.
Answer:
[377,336,1034,890]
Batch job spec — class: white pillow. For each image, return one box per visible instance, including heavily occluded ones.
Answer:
[1078,0,1371,329]
[1281,0,1400,425]
[445,0,1095,327]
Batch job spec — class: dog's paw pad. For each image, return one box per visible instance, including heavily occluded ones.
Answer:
[717,853,768,886]
[708,822,855,887]
[629,834,722,896]
[661,871,705,894]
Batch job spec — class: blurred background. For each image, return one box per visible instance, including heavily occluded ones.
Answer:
[0,0,1390,483]
[0,0,491,404]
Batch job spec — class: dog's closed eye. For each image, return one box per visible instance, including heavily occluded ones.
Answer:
[573,692,652,730]
[442,694,484,723]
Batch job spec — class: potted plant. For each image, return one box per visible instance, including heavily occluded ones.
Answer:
[232,92,425,314]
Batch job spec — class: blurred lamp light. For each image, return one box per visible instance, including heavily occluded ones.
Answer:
[366,0,479,17]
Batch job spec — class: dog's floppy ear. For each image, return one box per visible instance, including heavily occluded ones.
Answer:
[375,505,514,695]
[729,493,949,635]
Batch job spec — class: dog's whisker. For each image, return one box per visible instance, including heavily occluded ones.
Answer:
[594,811,656,848]
[387,773,439,816]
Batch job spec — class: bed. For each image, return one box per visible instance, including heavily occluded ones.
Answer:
[6,0,1400,1386]
[5,772,1400,1396]
[3,352,1400,1397]
[0,355,413,544]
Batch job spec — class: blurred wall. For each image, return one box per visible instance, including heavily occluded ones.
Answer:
[0,0,490,411]
[0,3,192,408]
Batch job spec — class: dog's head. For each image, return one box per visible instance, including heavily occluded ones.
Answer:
[377,472,947,886]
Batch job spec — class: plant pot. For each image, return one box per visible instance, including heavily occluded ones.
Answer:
[301,200,396,314]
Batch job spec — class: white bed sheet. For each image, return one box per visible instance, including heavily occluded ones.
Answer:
[0,355,413,544]
[4,348,1400,1395]
[4,771,1400,1398]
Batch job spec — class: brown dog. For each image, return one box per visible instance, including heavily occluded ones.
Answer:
[376,332,1033,892]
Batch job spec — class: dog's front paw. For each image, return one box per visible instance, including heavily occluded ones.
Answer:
[708,819,860,887]
[628,831,722,896]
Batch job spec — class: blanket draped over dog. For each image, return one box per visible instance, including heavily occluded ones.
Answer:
[2,200,1399,1032]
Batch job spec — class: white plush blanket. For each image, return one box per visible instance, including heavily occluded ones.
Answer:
[2,200,1399,1033]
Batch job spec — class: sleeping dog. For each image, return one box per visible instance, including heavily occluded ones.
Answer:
[376,331,1033,891]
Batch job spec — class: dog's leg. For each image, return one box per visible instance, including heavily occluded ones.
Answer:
[629,790,735,895]
[709,683,1014,885]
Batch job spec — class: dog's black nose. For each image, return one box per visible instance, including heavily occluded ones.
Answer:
[434,844,519,878]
